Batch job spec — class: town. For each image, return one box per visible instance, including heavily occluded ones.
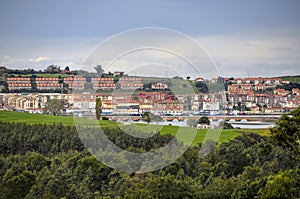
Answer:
[0,65,299,119]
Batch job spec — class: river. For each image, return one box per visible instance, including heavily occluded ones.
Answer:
[129,120,275,129]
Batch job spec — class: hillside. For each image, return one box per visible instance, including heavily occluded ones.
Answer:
[281,75,300,84]
[0,110,266,146]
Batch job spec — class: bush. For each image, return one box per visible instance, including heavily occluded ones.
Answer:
[102,116,109,120]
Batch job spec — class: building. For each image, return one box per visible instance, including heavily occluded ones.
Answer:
[7,77,31,90]
[64,77,86,90]
[254,84,266,91]
[92,77,115,90]
[273,89,289,96]
[151,83,168,90]
[202,101,220,111]
[119,77,143,90]
[2,93,48,111]
[113,71,124,76]
[36,78,61,90]
[292,88,300,96]
[195,77,205,82]
[112,99,140,115]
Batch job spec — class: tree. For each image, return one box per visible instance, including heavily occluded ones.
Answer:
[257,169,300,199]
[142,112,162,123]
[64,66,70,71]
[218,121,233,129]
[271,106,300,153]
[142,112,152,123]
[199,116,210,125]
[43,99,64,116]
[186,76,191,80]
[95,98,102,120]
[45,65,60,73]
[187,118,199,127]
[94,65,104,76]
[195,82,208,93]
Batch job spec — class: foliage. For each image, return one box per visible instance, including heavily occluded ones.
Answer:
[199,116,210,125]
[271,106,300,153]
[257,169,300,199]
[102,116,109,120]
[0,110,266,147]
[275,82,300,91]
[218,121,234,129]
[195,81,208,93]
[1,109,300,198]
[94,64,104,76]
[45,64,61,73]
[142,112,162,123]
[187,118,198,127]
[95,98,102,120]
[42,99,64,116]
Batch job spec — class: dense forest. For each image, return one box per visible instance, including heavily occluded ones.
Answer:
[0,107,300,198]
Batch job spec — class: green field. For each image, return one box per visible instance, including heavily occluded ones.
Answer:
[14,73,71,78]
[281,76,300,84]
[0,110,117,128]
[0,110,266,146]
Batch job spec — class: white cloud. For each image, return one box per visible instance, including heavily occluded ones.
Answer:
[0,28,299,78]
[29,56,50,62]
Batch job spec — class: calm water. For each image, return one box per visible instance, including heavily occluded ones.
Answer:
[228,121,275,129]
[130,120,275,129]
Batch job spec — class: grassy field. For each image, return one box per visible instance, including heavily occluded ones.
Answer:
[0,110,117,128]
[15,73,71,78]
[0,110,267,146]
[281,76,300,84]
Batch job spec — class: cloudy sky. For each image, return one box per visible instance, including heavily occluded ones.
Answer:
[0,0,300,78]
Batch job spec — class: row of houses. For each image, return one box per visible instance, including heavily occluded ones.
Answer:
[223,77,288,85]
[6,77,145,91]
[0,92,225,115]
[228,88,300,110]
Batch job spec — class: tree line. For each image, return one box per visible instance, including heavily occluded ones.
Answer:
[0,107,299,198]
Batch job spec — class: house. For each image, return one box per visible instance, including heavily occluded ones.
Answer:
[210,78,218,83]
[91,77,115,90]
[7,77,31,90]
[197,123,209,129]
[195,77,205,82]
[202,101,220,111]
[240,84,253,90]
[292,88,300,96]
[282,80,290,84]
[64,77,86,90]
[8,83,32,90]
[151,83,168,90]
[113,71,124,76]
[228,84,240,93]
[254,84,266,91]
[119,77,143,90]
[152,99,183,114]
[3,93,48,110]
[36,78,61,90]
[250,106,260,113]
[273,88,289,96]
[112,99,140,115]
[36,83,61,90]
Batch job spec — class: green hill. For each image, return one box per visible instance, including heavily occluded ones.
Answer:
[0,110,266,146]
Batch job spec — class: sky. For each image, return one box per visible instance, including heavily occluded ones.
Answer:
[0,0,300,78]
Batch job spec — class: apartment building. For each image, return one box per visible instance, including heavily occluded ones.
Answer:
[64,77,86,90]
[36,78,61,90]
[7,77,31,90]
[92,77,115,90]
[118,77,143,90]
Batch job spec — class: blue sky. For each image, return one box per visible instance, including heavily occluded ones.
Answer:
[0,0,300,77]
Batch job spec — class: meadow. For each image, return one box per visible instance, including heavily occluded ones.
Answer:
[0,110,266,146]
